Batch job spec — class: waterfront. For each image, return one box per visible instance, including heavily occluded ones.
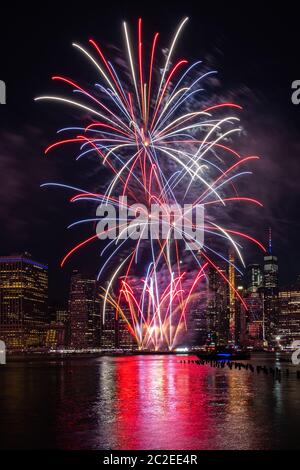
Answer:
[0,354,300,450]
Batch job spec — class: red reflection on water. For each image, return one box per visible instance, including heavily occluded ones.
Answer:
[112,355,215,450]
[52,354,286,449]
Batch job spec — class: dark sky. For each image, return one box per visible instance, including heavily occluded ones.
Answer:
[1,1,300,303]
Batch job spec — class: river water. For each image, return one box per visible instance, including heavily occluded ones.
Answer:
[0,353,299,449]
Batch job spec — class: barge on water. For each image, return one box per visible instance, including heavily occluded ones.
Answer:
[196,350,251,361]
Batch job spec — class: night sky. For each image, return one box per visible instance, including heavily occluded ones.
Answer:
[1,1,300,303]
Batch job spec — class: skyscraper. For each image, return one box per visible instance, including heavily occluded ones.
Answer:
[278,288,300,346]
[101,300,117,349]
[235,272,247,346]
[0,253,48,349]
[206,264,229,347]
[263,228,279,345]
[186,286,207,347]
[117,275,140,350]
[228,251,236,345]
[246,264,263,293]
[68,270,100,349]
[45,322,65,349]
[264,255,279,289]
[264,228,278,289]
[244,291,264,348]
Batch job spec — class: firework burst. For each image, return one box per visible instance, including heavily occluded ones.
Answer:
[36,17,265,350]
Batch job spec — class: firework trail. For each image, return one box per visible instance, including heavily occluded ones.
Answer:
[36,18,265,350]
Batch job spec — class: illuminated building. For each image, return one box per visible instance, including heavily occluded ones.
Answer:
[205,265,229,347]
[278,288,300,345]
[263,228,279,344]
[117,275,139,350]
[45,322,65,349]
[101,299,117,349]
[264,228,278,289]
[185,286,207,347]
[244,292,264,347]
[228,251,236,344]
[55,308,69,345]
[0,253,48,349]
[117,306,136,349]
[264,254,278,289]
[206,255,245,348]
[244,263,264,347]
[234,273,247,346]
[56,308,68,324]
[206,266,221,345]
[246,264,263,293]
[68,270,100,349]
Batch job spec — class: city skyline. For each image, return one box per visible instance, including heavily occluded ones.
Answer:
[1,232,300,352]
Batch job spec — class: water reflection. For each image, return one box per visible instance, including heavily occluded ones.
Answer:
[0,354,300,449]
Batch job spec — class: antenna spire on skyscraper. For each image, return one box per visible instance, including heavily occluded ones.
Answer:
[268,227,272,255]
